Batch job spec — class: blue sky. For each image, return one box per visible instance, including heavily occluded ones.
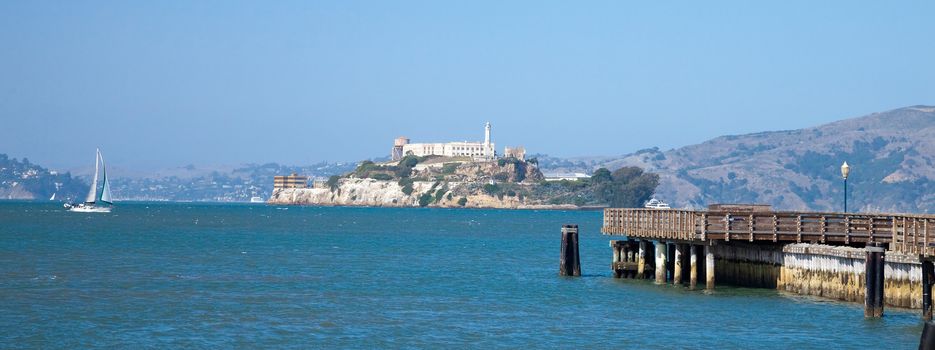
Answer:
[1,1,933,169]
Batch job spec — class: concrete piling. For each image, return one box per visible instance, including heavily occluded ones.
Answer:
[655,241,667,284]
[706,244,716,290]
[611,240,622,278]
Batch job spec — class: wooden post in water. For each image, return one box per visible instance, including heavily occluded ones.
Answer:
[921,321,935,350]
[864,243,885,317]
[637,240,646,279]
[875,245,885,318]
[705,244,716,290]
[923,260,934,321]
[559,224,580,277]
[689,245,698,289]
[655,241,667,284]
[611,240,622,278]
[673,243,684,285]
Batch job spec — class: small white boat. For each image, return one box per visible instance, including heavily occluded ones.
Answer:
[250,196,265,203]
[65,149,113,213]
[49,193,56,201]
[644,197,671,209]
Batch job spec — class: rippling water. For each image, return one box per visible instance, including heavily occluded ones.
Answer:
[0,201,925,348]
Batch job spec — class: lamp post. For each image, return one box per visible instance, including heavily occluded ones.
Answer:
[841,161,850,212]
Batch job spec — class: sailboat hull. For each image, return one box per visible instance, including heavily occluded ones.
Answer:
[67,205,112,213]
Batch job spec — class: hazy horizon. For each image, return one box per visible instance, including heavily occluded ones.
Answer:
[2,1,934,170]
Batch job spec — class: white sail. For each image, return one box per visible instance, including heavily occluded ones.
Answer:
[99,151,112,204]
[83,150,100,203]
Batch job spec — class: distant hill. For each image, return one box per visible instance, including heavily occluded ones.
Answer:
[0,154,86,201]
[108,161,359,202]
[588,105,935,213]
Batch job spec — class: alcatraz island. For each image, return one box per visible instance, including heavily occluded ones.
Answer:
[268,122,659,209]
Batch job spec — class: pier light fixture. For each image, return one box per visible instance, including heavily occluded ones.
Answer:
[841,161,850,212]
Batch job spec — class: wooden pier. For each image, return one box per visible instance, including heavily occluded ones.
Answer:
[602,205,935,318]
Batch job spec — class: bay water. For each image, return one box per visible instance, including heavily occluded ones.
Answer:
[0,202,924,348]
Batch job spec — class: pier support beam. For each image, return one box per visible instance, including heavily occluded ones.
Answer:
[924,260,934,321]
[689,245,698,289]
[655,241,667,284]
[705,244,715,290]
[864,243,885,317]
[637,240,646,279]
[673,244,684,285]
[559,224,580,277]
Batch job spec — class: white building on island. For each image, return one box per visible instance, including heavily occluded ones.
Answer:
[392,122,496,161]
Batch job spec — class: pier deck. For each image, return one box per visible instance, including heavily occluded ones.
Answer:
[600,206,935,318]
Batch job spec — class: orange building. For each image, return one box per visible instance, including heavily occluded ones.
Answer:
[273,173,308,189]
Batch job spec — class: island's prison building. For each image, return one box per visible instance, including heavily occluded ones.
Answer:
[392,122,496,161]
[273,173,308,189]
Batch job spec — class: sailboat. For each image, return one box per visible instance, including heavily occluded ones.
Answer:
[65,149,113,213]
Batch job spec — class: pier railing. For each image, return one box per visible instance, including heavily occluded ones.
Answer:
[602,208,935,256]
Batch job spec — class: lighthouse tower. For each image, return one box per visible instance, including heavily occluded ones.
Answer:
[484,122,491,146]
[484,122,494,158]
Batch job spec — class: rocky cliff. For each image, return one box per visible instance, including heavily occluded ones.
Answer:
[268,178,575,209]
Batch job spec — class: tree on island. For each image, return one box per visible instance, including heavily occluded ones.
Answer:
[591,166,659,208]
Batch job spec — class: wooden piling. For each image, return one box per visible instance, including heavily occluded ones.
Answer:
[689,245,698,289]
[923,260,934,321]
[560,224,581,277]
[655,241,667,284]
[864,243,885,317]
[921,321,935,350]
[864,246,877,317]
[674,244,684,285]
[611,240,622,278]
[706,244,715,290]
[875,246,885,317]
